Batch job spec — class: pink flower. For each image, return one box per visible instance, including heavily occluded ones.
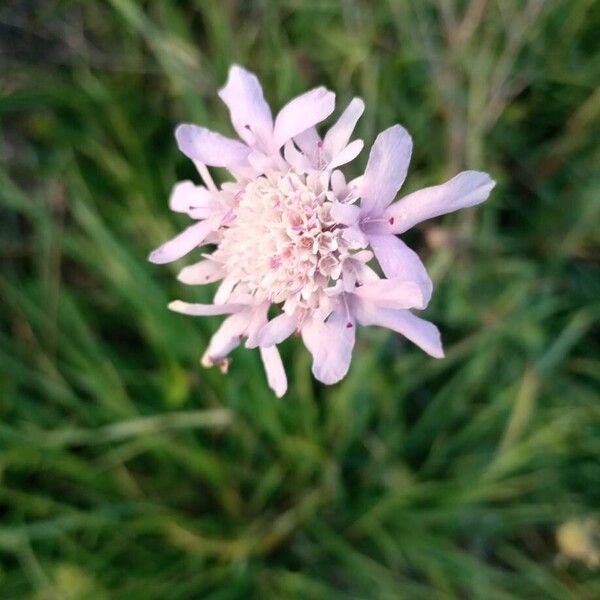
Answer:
[149,65,495,397]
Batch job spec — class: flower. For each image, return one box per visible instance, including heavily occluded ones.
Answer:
[149,65,495,397]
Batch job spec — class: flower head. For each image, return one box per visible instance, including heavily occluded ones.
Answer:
[150,65,495,397]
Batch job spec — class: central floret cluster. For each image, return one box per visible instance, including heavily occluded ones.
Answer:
[214,172,347,309]
[149,64,495,397]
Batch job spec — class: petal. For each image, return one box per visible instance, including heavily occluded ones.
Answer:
[360,125,412,216]
[201,311,251,367]
[148,220,214,264]
[177,259,224,285]
[247,149,282,174]
[284,140,311,172]
[218,65,274,149]
[168,300,244,316]
[301,306,355,385]
[244,302,270,343]
[330,201,360,226]
[327,139,364,170]
[260,346,288,398]
[347,175,363,196]
[354,303,444,358]
[273,87,335,149]
[175,124,250,169]
[214,275,237,304]
[294,126,321,165]
[169,181,213,214]
[368,234,433,306]
[330,170,347,198]
[323,97,365,156]
[247,312,297,348]
[385,171,496,234]
[353,278,426,310]
[342,224,369,247]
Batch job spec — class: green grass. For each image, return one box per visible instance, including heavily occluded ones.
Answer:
[1,1,599,598]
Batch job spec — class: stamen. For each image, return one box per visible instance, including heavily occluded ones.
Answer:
[362,216,389,224]
[193,160,218,192]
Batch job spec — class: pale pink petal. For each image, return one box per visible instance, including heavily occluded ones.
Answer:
[260,346,288,398]
[354,278,426,310]
[214,276,237,304]
[330,170,347,198]
[323,97,364,156]
[247,149,283,174]
[342,224,369,247]
[148,220,214,264]
[368,234,433,306]
[301,307,355,385]
[385,171,496,234]
[244,302,270,343]
[347,175,363,196]
[360,125,412,216]
[330,201,360,226]
[188,206,220,220]
[177,259,224,285]
[354,303,444,358]
[175,124,250,169]
[217,65,273,149]
[327,139,364,170]
[273,87,335,149]
[341,253,377,291]
[201,311,252,367]
[294,127,321,164]
[168,300,244,316]
[169,181,212,214]
[247,312,297,348]
[204,231,221,245]
[284,141,311,172]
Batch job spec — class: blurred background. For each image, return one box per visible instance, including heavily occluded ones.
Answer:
[1,0,599,598]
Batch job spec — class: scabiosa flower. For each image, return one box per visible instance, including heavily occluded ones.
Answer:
[150,65,495,397]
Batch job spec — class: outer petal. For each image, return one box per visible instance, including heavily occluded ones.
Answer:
[360,125,412,216]
[294,127,321,164]
[214,275,237,304]
[168,301,244,316]
[247,312,297,348]
[368,234,433,307]
[169,181,213,215]
[330,170,347,198]
[218,65,274,149]
[243,302,270,345]
[327,139,364,170]
[330,201,360,226]
[284,140,312,172]
[148,220,214,264]
[342,224,369,247]
[201,310,252,367]
[177,259,225,284]
[385,171,496,234]
[260,346,288,398]
[354,303,444,358]
[323,97,365,156]
[354,278,426,310]
[175,124,250,169]
[273,87,335,149]
[301,306,355,385]
[247,149,284,174]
